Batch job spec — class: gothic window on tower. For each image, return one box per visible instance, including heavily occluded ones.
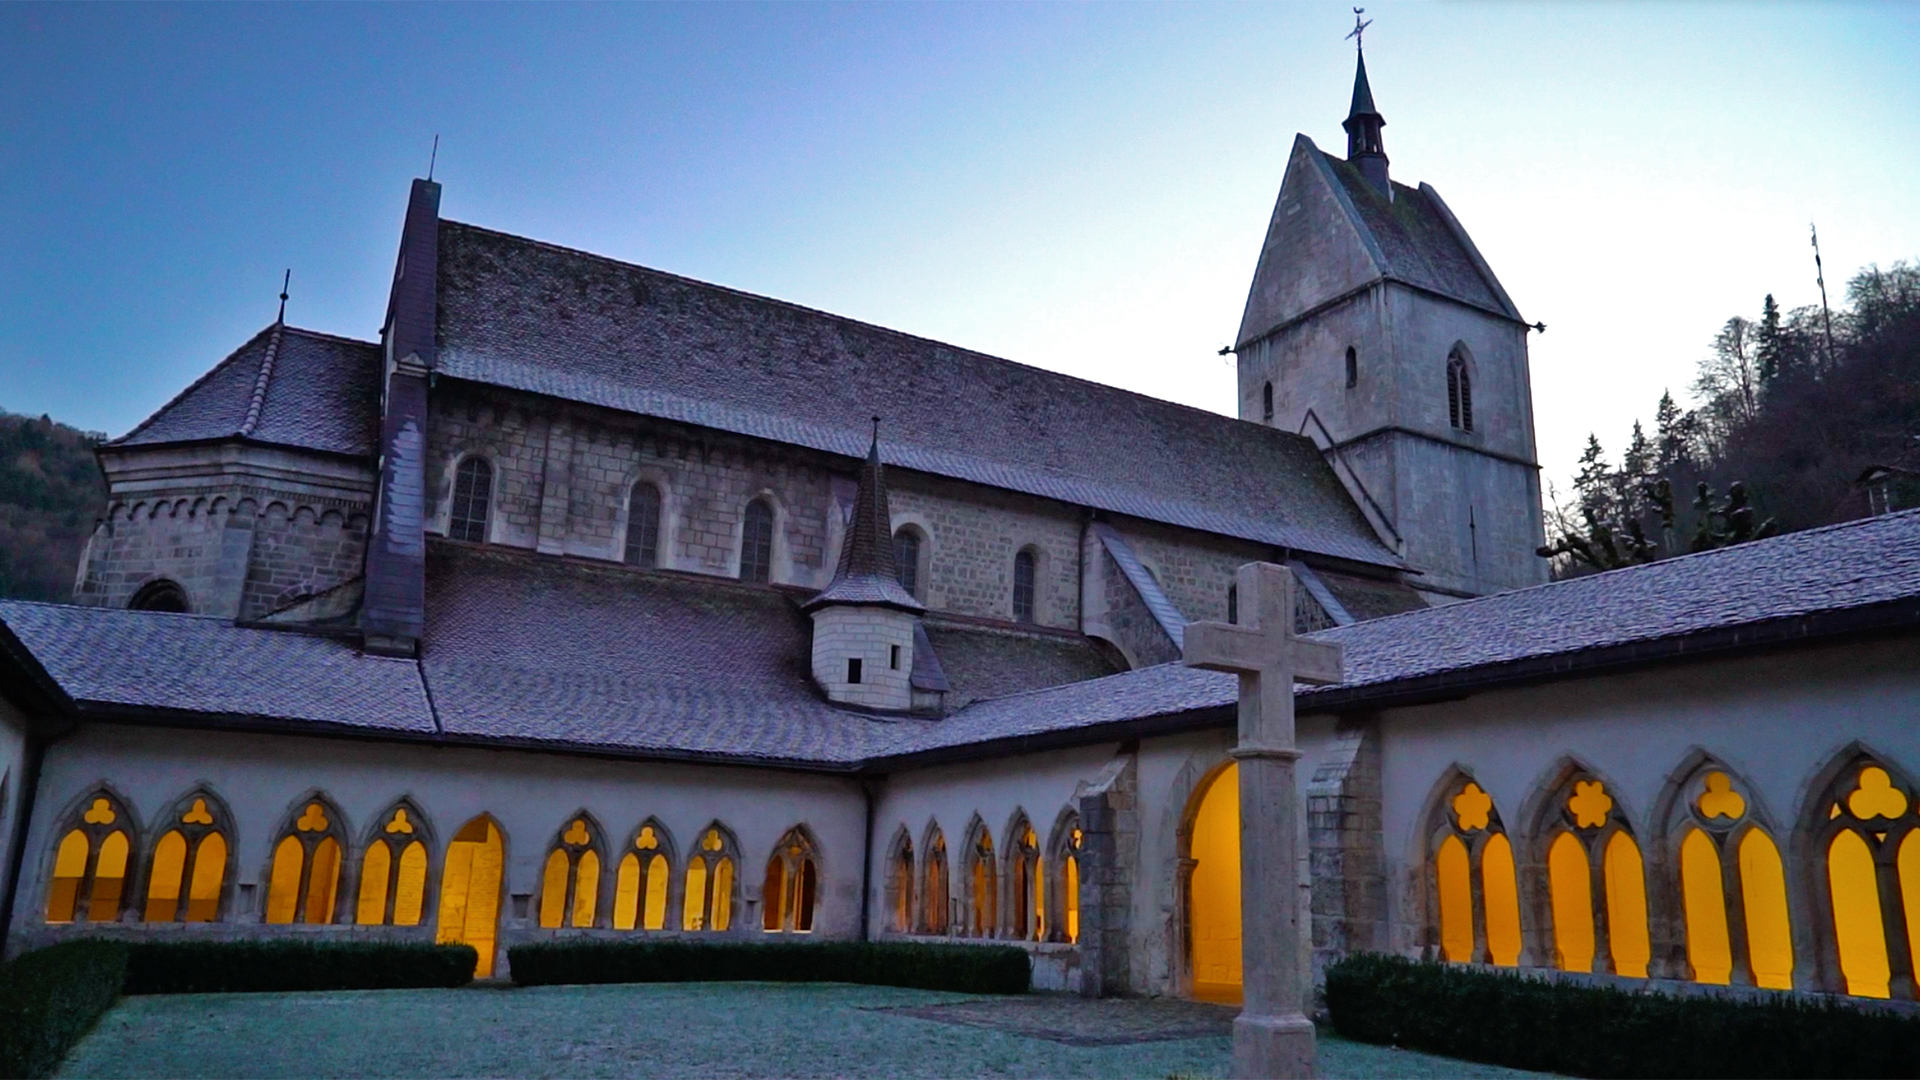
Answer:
[1447,352,1474,432]
[1262,382,1274,423]
[625,483,662,567]
[740,499,774,583]
[450,456,494,542]
[1012,549,1037,624]
[1346,347,1358,389]
[892,527,922,599]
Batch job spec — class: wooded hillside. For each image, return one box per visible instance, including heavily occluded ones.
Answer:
[0,412,105,602]
[1542,260,1920,577]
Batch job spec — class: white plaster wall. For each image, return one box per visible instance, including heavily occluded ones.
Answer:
[12,725,867,965]
[1370,635,1920,982]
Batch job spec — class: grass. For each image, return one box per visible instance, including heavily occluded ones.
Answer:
[56,982,1551,1079]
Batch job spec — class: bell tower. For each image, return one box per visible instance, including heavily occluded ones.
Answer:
[1233,45,1547,600]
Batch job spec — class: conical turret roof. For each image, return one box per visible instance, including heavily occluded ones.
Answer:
[805,426,924,613]
[1348,50,1380,118]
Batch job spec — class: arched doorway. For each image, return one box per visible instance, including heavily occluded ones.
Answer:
[436,816,504,977]
[1189,761,1242,1004]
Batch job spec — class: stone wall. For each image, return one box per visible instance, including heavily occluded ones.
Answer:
[1305,716,1385,977]
[1113,519,1269,627]
[888,476,1083,630]
[810,606,915,710]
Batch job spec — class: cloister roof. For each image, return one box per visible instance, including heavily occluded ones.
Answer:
[3,509,1917,770]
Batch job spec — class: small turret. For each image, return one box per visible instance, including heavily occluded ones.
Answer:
[1342,50,1390,198]
[804,422,923,711]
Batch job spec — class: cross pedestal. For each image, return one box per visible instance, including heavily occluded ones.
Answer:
[1184,563,1343,1080]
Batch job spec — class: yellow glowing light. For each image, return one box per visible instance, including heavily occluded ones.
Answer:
[644,853,668,930]
[1848,767,1907,821]
[684,860,709,931]
[1738,829,1794,990]
[181,799,214,826]
[306,837,340,924]
[1547,832,1594,972]
[186,832,225,922]
[1190,762,1241,1003]
[1680,828,1731,984]
[83,798,115,825]
[1435,834,1473,963]
[88,830,129,923]
[1568,781,1613,829]
[266,835,305,925]
[296,803,328,832]
[145,830,186,922]
[48,829,88,923]
[1065,854,1080,944]
[438,818,503,978]
[712,858,733,931]
[1900,833,1920,981]
[615,853,641,930]
[358,842,392,925]
[385,808,413,834]
[540,849,570,929]
[1828,829,1890,998]
[1452,783,1493,831]
[395,841,427,926]
[764,856,786,932]
[1697,772,1746,820]
[1482,833,1522,967]
[1603,832,1650,979]
[573,850,599,928]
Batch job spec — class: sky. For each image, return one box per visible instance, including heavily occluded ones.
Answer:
[2,2,1916,494]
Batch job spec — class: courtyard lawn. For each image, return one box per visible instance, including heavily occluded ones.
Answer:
[56,982,1550,1079]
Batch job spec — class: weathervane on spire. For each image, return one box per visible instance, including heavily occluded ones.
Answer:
[1346,7,1372,51]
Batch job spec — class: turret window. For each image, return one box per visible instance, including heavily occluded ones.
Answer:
[1447,353,1474,432]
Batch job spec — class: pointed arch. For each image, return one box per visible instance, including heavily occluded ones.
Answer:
[540,812,608,929]
[1183,758,1241,1003]
[884,825,915,934]
[920,820,950,935]
[1045,806,1083,944]
[683,822,740,932]
[1653,751,1795,989]
[614,817,676,932]
[1796,745,1920,999]
[1419,766,1525,969]
[356,798,434,927]
[1523,758,1648,978]
[42,786,138,925]
[436,814,505,978]
[763,825,822,934]
[961,815,998,938]
[1446,343,1475,432]
[1003,810,1042,941]
[143,787,235,923]
[263,791,350,925]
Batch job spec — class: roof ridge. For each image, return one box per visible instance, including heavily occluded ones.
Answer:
[110,324,276,445]
[1316,507,1920,636]
[279,324,380,348]
[438,219,1324,448]
[238,322,285,438]
[0,598,233,621]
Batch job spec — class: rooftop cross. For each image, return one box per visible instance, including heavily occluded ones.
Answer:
[1183,563,1343,1079]
[1345,7,1372,51]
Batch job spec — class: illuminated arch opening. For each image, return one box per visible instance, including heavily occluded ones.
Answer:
[966,821,997,938]
[1189,762,1241,1004]
[1813,760,1918,998]
[1429,778,1522,967]
[1047,813,1083,945]
[614,822,673,931]
[762,826,820,934]
[265,798,346,925]
[436,816,504,977]
[45,793,133,925]
[683,826,736,931]
[921,825,950,935]
[886,829,914,934]
[1007,816,1042,941]
[540,817,603,929]
[356,802,431,927]
[144,793,229,923]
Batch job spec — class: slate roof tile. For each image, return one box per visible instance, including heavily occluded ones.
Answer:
[112,325,381,458]
[0,601,433,734]
[432,221,1398,568]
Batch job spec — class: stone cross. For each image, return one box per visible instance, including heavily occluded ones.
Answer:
[1183,563,1343,1080]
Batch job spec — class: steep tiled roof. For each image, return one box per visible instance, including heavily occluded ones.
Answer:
[0,601,433,734]
[433,221,1399,569]
[806,435,922,612]
[419,542,886,764]
[1319,154,1515,321]
[111,325,381,457]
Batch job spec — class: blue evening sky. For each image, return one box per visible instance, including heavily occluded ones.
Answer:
[2,2,1916,491]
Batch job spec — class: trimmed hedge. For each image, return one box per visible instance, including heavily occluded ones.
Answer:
[0,940,130,1080]
[124,940,477,995]
[509,940,1030,995]
[1325,952,1920,1079]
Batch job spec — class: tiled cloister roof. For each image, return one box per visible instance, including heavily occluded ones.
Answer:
[6,509,1918,770]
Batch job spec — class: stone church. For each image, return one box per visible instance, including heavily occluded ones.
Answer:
[3,53,1918,1008]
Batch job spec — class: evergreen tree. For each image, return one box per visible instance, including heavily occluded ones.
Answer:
[1756,293,1783,383]
[1653,391,1686,473]
[1572,434,1613,521]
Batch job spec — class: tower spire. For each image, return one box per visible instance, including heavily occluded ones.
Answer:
[805,420,922,613]
[1342,11,1390,198]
